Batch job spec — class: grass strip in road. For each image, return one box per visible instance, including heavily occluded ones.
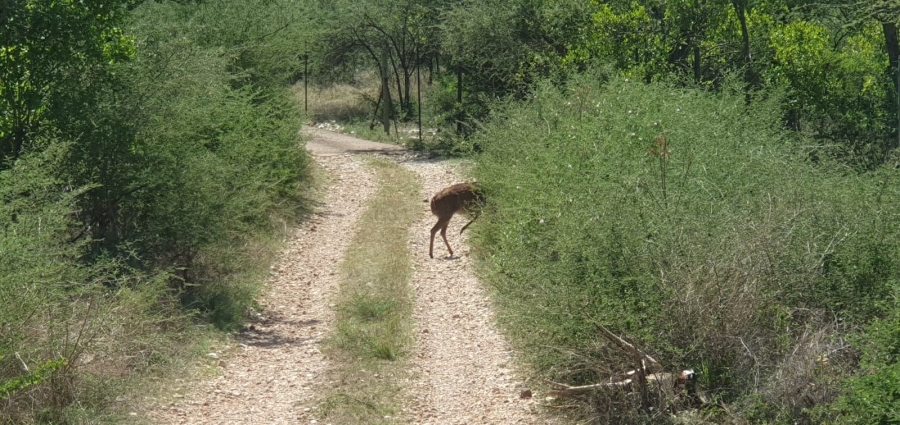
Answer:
[320,157,421,424]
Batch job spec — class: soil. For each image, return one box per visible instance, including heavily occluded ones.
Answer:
[145,127,551,424]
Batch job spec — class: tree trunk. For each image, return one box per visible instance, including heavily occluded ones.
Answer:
[456,63,463,134]
[883,22,899,151]
[404,71,412,117]
[732,0,757,104]
[693,45,701,83]
[732,0,751,68]
[884,23,899,93]
[389,53,404,116]
[428,53,434,86]
[381,47,391,134]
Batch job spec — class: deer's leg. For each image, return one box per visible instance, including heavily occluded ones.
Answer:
[440,224,453,257]
[430,218,450,258]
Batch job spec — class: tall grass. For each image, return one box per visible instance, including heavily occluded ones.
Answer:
[320,158,420,424]
[472,75,900,422]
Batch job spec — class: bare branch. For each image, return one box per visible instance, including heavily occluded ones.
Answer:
[549,370,697,398]
[595,323,663,370]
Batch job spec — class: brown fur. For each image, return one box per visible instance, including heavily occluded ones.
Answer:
[429,182,484,258]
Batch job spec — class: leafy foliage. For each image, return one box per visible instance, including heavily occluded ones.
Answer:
[0,357,68,400]
[0,0,136,160]
[766,19,889,162]
[472,76,900,422]
[436,0,590,129]
[0,0,314,421]
[825,295,900,424]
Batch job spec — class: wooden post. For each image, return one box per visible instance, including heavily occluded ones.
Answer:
[381,46,392,135]
[369,90,383,130]
[456,59,463,135]
[417,42,423,145]
[303,53,309,113]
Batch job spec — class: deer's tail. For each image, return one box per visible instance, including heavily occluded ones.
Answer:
[459,213,479,234]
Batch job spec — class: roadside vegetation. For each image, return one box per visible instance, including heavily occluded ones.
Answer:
[320,159,420,424]
[473,76,900,423]
[1,0,314,422]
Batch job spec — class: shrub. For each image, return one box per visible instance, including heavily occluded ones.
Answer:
[0,143,196,423]
[823,292,900,424]
[1,0,314,421]
[62,0,314,325]
[472,75,900,422]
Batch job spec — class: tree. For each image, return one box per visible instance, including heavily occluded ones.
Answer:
[859,1,900,150]
[569,0,740,85]
[321,0,446,119]
[780,0,898,161]
[443,0,588,97]
[0,0,135,163]
[848,1,899,90]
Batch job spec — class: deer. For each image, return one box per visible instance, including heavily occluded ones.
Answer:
[429,182,484,258]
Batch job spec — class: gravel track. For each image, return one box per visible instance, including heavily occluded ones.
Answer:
[401,159,546,424]
[147,148,378,424]
[146,128,550,424]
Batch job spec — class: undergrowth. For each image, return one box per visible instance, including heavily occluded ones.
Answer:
[472,75,900,423]
[1,0,315,422]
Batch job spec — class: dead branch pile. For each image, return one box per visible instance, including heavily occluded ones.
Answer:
[549,324,704,412]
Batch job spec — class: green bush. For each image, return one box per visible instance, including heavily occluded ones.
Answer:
[0,143,86,361]
[823,292,900,424]
[473,75,900,422]
[0,0,314,421]
[0,143,194,424]
[66,0,314,326]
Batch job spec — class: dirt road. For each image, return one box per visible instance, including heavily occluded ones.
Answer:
[147,128,547,424]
